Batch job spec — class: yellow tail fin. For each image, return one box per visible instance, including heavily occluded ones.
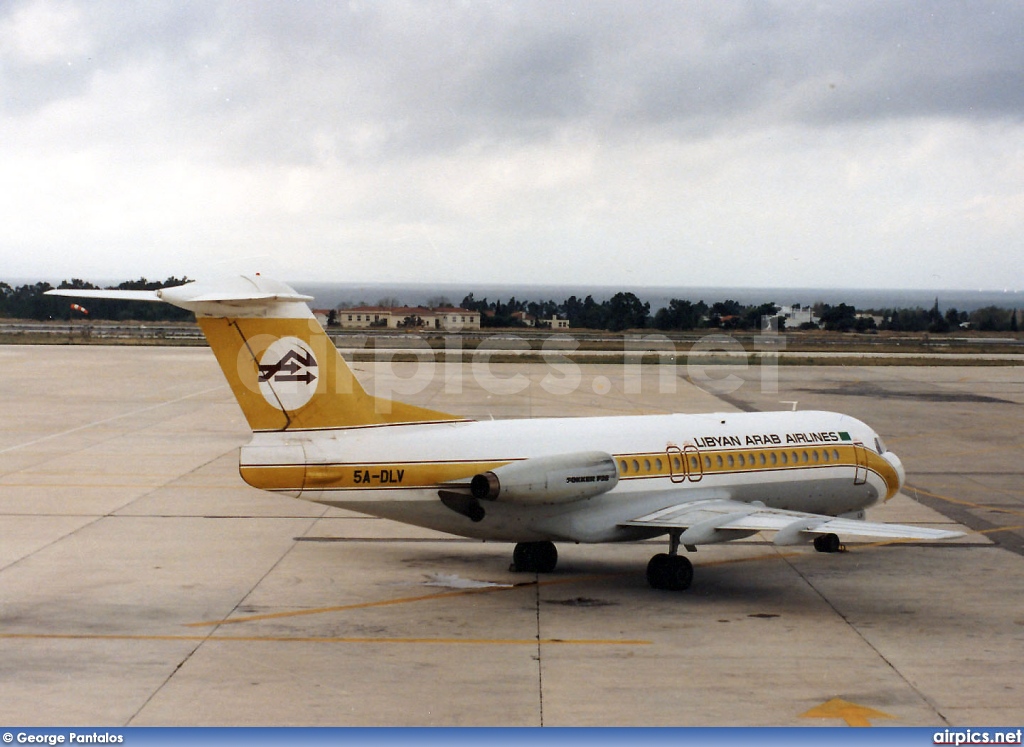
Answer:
[48,276,464,432]
[199,314,463,431]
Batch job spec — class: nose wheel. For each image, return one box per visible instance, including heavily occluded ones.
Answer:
[813,533,843,553]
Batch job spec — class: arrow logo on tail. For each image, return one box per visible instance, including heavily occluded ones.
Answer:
[256,337,320,413]
[259,349,317,384]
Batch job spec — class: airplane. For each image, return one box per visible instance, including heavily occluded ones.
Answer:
[48,275,962,591]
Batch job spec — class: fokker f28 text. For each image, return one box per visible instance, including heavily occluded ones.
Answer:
[49,276,962,591]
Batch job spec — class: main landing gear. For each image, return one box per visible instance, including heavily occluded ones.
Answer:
[511,541,558,573]
[509,531,843,588]
[813,532,843,553]
[646,530,693,591]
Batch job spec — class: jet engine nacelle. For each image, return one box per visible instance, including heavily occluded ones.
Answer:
[470,451,619,505]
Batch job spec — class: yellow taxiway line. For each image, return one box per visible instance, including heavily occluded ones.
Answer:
[907,483,1024,518]
[0,632,649,645]
[187,573,629,627]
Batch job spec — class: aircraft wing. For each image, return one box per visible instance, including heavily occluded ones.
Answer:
[621,498,964,546]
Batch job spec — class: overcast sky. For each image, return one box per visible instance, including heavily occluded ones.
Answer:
[2,1,1023,289]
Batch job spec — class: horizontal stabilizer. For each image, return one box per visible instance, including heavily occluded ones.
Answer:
[46,276,314,318]
[46,289,163,302]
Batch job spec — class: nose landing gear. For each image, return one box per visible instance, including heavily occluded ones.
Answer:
[813,533,843,553]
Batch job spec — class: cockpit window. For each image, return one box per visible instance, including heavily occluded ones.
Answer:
[874,436,886,454]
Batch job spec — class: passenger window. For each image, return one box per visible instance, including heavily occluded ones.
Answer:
[727,454,735,467]
[632,459,640,473]
[644,459,651,472]
[716,455,723,468]
[655,458,663,471]
[673,457,681,470]
[822,450,829,463]
[781,452,788,465]
[704,457,711,469]
[801,451,809,463]
[832,449,840,461]
[770,452,777,465]
[737,454,745,466]
[620,460,628,473]
[813,450,820,462]
[759,453,766,465]
[690,456,699,471]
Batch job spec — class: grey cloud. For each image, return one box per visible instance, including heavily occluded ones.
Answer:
[4,0,1023,165]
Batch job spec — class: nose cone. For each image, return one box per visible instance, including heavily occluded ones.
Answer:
[882,451,906,497]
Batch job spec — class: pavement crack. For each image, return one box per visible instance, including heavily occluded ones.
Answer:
[124,629,212,725]
[534,575,544,727]
[125,509,327,724]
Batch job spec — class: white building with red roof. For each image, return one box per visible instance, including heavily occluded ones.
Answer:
[336,305,480,330]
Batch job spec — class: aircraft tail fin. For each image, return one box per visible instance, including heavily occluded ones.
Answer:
[48,276,465,432]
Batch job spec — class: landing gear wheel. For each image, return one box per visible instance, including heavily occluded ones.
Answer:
[813,533,842,553]
[512,541,558,573]
[646,553,693,591]
[646,553,670,589]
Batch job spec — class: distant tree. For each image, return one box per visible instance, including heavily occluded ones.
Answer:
[369,286,1024,335]
[743,302,780,331]
[653,299,706,330]
[944,308,965,328]
[476,296,528,327]
[561,295,584,327]
[927,298,950,333]
[3,282,56,320]
[971,306,1011,331]
[376,296,401,308]
[425,295,452,309]
[708,300,743,328]
[819,303,858,332]
[710,299,743,316]
[853,315,877,333]
[0,277,197,322]
[526,299,559,321]
[605,292,650,331]
[569,295,606,329]
[882,306,930,332]
[460,293,493,315]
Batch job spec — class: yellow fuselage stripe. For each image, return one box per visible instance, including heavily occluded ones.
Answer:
[240,444,900,500]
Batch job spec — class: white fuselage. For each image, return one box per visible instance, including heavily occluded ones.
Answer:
[240,410,904,544]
